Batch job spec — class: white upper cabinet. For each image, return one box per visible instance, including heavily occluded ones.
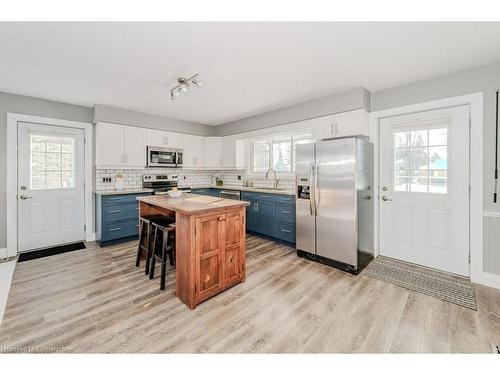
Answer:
[222,136,245,169]
[96,122,146,168]
[96,122,125,167]
[146,129,183,148]
[123,126,147,167]
[205,137,222,168]
[311,109,370,140]
[183,134,206,168]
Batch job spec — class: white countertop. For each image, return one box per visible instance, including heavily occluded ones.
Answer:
[94,185,295,196]
[94,189,153,196]
[191,185,295,196]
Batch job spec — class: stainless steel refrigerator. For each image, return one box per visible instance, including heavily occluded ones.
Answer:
[295,137,374,274]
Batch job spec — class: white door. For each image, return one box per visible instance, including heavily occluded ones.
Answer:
[379,106,470,276]
[17,122,85,252]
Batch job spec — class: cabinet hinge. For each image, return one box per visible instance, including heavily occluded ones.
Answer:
[469,117,472,129]
[84,137,87,144]
[469,185,471,196]
[84,224,86,231]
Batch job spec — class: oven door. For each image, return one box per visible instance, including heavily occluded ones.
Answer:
[147,147,177,167]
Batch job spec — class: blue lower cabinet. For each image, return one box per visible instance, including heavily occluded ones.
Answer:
[96,192,151,245]
[102,219,140,241]
[243,193,296,244]
[192,188,220,197]
[245,201,259,232]
[275,222,296,243]
[256,200,276,237]
[276,203,295,223]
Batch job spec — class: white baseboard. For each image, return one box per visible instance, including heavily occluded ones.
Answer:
[472,271,500,290]
[0,248,6,259]
[85,232,96,242]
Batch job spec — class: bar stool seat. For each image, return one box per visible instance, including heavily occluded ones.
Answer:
[148,216,176,290]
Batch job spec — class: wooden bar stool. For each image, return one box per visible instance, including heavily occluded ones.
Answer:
[135,216,153,274]
[148,216,176,290]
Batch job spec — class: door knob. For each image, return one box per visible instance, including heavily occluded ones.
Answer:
[19,195,33,200]
[381,196,392,201]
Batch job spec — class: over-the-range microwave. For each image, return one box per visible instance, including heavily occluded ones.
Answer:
[146,146,183,168]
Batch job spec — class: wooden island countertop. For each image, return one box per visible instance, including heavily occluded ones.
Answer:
[137,193,249,309]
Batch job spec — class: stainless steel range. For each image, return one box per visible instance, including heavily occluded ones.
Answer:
[142,174,191,194]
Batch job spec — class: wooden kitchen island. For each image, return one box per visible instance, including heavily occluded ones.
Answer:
[137,194,249,309]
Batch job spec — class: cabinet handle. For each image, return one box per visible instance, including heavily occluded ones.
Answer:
[335,122,339,134]
[281,210,291,214]
[108,197,122,201]
[108,209,122,213]
[281,229,291,233]
[256,202,259,212]
[330,123,334,135]
[109,227,122,232]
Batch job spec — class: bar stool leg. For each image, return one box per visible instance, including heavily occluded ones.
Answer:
[147,226,158,277]
[160,231,167,290]
[135,220,144,267]
[169,233,176,267]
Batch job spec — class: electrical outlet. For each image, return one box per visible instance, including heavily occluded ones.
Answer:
[102,177,112,183]
[492,343,500,354]
[237,175,242,180]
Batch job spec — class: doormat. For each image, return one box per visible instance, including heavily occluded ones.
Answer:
[362,256,477,310]
[18,242,86,262]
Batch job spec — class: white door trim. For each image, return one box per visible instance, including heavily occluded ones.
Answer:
[370,93,500,290]
[6,113,94,258]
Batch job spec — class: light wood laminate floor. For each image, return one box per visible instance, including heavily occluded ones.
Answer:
[0,235,499,353]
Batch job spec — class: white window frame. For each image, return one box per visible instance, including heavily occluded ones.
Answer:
[247,132,312,176]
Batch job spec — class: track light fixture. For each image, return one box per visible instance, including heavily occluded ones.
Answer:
[170,74,201,100]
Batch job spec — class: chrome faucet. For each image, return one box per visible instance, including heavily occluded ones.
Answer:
[265,168,279,189]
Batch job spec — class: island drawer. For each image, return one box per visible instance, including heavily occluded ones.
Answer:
[276,194,295,204]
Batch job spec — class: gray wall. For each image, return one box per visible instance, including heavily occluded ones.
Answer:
[371,61,500,213]
[93,104,215,136]
[215,87,370,136]
[0,91,94,248]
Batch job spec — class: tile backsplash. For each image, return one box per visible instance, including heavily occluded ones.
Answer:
[95,168,295,192]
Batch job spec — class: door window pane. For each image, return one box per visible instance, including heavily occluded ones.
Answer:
[393,128,448,194]
[29,134,76,190]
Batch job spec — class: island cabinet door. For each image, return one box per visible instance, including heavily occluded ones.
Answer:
[223,210,245,286]
[194,214,224,303]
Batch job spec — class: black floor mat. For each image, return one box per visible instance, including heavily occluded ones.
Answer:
[18,242,86,262]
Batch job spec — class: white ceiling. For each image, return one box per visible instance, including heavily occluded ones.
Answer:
[1,22,500,125]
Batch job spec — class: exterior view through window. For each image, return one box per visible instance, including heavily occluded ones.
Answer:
[251,134,311,173]
[393,127,448,193]
[30,134,76,190]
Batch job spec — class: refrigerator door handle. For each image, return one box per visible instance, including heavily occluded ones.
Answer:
[315,164,320,214]
[309,162,314,216]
